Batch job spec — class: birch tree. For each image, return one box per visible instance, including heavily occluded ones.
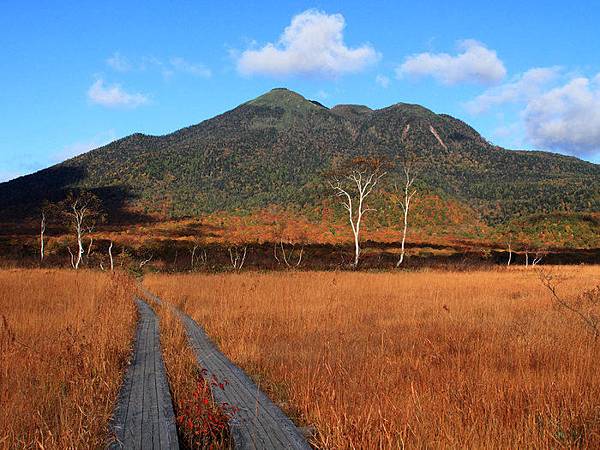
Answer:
[38,201,56,263]
[273,217,307,269]
[108,241,114,271]
[395,166,417,267]
[329,158,385,268]
[60,191,104,270]
[40,210,47,263]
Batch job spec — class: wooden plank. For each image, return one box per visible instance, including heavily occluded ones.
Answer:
[108,299,179,450]
[143,288,311,450]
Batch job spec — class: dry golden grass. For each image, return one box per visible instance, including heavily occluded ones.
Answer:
[0,269,136,449]
[145,266,600,449]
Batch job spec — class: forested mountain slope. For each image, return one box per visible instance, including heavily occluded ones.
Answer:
[1,88,598,225]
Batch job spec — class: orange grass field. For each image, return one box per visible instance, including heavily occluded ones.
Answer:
[0,270,136,449]
[145,266,600,449]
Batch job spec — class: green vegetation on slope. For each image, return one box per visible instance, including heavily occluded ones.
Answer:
[0,88,598,233]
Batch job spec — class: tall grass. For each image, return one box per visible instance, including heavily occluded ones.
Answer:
[145,266,600,449]
[0,269,136,449]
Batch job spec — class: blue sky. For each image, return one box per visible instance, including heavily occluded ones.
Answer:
[2,0,600,182]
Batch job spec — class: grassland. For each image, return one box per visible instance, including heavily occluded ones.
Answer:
[145,266,600,449]
[0,270,136,449]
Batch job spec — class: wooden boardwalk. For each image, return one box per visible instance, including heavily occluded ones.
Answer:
[108,299,179,450]
[143,288,311,450]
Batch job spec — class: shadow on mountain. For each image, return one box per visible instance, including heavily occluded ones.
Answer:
[0,164,153,225]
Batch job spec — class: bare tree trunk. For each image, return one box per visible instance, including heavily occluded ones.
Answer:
[330,167,384,268]
[108,241,114,271]
[278,240,304,268]
[191,245,199,269]
[139,255,153,269]
[396,167,416,267]
[62,192,103,270]
[525,251,529,268]
[87,237,94,257]
[229,246,247,271]
[507,242,512,266]
[73,206,84,270]
[40,212,46,263]
[532,252,544,266]
[352,227,360,268]
[67,246,76,269]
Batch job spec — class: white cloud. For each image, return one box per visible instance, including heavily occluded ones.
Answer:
[237,9,379,77]
[106,52,132,72]
[107,54,211,79]
[397,40,506,85]
[466,67,560,114]
[169,57,211,78]
[375,74,390,88]
[524,74,600,157]
[87,79,149,108]
[54,130,117,162]
[315,89,330,100]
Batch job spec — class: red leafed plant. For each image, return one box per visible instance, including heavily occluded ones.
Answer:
[176,368,239,449]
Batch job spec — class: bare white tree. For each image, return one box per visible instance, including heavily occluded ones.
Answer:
[395,166,417,267]
[60,191,103,270]
[329,159,385,268]
[229,246,247,271]
[190,244,208,270]
[67,246,76,269]
[40,211,46,263]
[108,241,114,271]
[86,232,94,259]
[532,250,545,266]
[139,254,153,269]
[191,244,199,269]
[274,240,304,268]
[507,240,513,267]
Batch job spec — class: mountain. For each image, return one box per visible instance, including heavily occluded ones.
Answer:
[1,88,599,226]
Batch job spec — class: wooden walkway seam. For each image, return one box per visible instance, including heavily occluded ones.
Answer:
[142,287,311,450]
[108,298,179,450]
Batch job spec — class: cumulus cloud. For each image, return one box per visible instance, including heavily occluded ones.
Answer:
[169,57,211,78]
[87,79,149,108]
[397,40,506,85]
[375,74,390,88]
[524,74,600,157]
[107,54,211,79]
[466,67,560,114]
[237,9,379,77]
[106,52,132,72]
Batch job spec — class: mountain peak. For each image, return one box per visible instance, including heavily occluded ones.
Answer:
[246,88,323,112]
